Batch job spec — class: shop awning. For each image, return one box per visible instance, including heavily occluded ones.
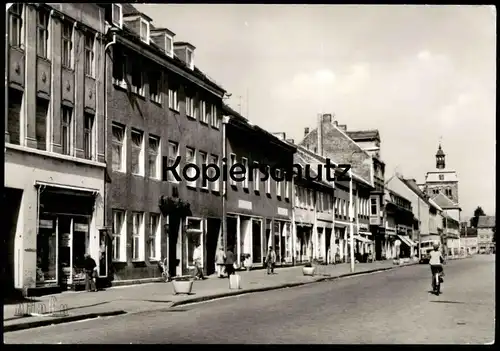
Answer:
[354,235,373,244]
[397,235,417,247]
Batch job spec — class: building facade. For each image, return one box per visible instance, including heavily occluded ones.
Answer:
[103,3,226,280]
[223,107,296,271]
[477,216,495,253]
[460,226,478,255]
[347,129,386,260]
[5,3,107,295]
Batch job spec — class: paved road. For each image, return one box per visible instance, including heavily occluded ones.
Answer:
[4,255,494,344]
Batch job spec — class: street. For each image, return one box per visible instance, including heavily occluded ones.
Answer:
[4,255,494,344]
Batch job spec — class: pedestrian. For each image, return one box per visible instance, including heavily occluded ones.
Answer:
[225,248,236,278]
[215,247,226,278]
[266,246,276,274]
[193,242,205,280]
[84,254,97,292]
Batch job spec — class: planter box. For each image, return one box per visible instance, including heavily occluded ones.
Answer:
[172,280,194,295]
[302,266,316,276]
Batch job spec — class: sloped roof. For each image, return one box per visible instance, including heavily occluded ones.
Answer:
[461,227,478,237]
[432,192,460,209]
[346,130,380,141]
[477,216,495,228]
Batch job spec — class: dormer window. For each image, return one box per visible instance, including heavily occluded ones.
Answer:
[165,34,173,57]
[140,18,150,44]
[112,4,123,29]
[186,48,194,70]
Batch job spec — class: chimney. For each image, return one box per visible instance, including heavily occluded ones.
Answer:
[304,127,309,136]
[317,113,323,156]
[322,113,332,123]
[272,132,286,140]
[333,120,338,127]
[174,42,196,70]
[286,138,295,144]
[338,124,347,132]
[151,28,176,58]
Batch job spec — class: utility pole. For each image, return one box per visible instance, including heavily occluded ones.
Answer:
[237,95,242,115]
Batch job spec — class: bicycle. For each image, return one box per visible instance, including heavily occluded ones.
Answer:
[158,258,171,282]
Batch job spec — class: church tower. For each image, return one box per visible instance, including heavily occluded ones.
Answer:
[436,144,445,169]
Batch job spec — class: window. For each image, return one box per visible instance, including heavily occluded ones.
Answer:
[83,112,94,160]
[84,33,95,77]
[165,34,173,57]
[265,165,271,194]
[112,4,123,29]
[199,151,208,189]
[186,49,194,69]
[199,100,208,123]
[149,71,162,104]
[186,147,196,187]
[285,174,290,199]
[185,95,195,118]
[112,48,127,88]
[37,10,49,58]
[253,162,260,192]
[112,210,125,261]
[132,212,144,261]
[61,106,73,155]
[209,154,220,192]
[211,104,219,128]
[7,88,23,145]
[167,142,179,182]
[112,123,125,172]
[131,129,144,176]
[62,21,73,68]
[242,157,249,189]
[439,174,444,180]
[230,154,237,186]
[276,170,282,197]
[139,18,150,44]
[131,59,144,96]
[149,213,160,260]
[168,87,178,111]
[9,4,24,48]
[148,135,160,179]
[35,98,49,151]
[205,102,211,124]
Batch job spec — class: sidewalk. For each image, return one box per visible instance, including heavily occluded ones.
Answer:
[4,260,417,332]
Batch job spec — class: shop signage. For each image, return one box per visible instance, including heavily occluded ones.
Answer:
[39,219,53,229]
[74,223,88,232]
[369,216,380,225]
[238,200,252,210]
[277,207,288,216]
[359,224,370,231]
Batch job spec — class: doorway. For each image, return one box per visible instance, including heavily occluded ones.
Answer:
[325,228,332,263]
[205,218,221,275]
[252,219,262,264]
[168,216,181,277]
[227,216,237,252]
[4,188,23,295]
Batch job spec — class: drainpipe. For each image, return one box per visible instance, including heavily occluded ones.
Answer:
[349,169,355,272]
[6,5,11,144]
[222,116,229,252]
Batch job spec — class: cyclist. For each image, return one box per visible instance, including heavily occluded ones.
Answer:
[429,243,445,286]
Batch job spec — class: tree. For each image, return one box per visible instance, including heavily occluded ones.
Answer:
[470,206,486,228]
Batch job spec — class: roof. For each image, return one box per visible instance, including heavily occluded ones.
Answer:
[117,5,225,94]
[293,152,332,189]
[436,144,445,156]
[431,192,460,209]
[460,227,478,237]
[477,216,495,228]
[346,130,380,142]
[428,198,443,212]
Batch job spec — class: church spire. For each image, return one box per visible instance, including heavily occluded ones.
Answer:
[436,142,445,169]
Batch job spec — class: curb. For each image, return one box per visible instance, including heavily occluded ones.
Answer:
[3,310,127,333]
[171,263,418,308]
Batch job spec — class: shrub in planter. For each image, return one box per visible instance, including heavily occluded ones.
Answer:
[171,275,194,295]
[302,264,315,276]
[304,262,313,268]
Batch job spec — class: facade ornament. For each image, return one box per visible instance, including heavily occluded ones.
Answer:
[41,72,47,83]
[66,80,71,92]
[14,62,20,74]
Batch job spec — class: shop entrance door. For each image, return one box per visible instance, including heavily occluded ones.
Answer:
[58,216,72,288]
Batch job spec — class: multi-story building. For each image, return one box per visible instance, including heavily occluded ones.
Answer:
[477,216,495,253]
[298,114,374,263]
[5,3,107,295]
[382,189,416,259]
[102,3,226,280]
[346,130,386,260]
[222,107,296,270]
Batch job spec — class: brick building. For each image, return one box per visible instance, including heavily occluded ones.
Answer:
[102,4,226,281]
[222,106,296,270]
[346,129,386,260]
[298,114,374,262]
[5,3,107,295]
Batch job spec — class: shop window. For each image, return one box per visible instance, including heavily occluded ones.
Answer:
[273,221,281,262]
[36,216,57,284]
[149,213,160,261]
[186,218,203,268]
[252,219,262,263]
[131,212,144,261]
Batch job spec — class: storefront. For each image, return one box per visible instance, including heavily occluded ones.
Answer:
[273,219,292,266]
[35,184,106,290]
[227,213,263,267]
[334,225,347,262]
[295,223,313,263]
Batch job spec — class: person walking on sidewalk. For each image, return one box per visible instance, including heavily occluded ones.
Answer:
[84,254,97,292]
[215,247,226,278]
[225,248,236,278]
[266,246,276,275]
[193,243,205,280]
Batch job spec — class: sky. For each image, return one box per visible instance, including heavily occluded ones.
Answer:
[135,4,496,218]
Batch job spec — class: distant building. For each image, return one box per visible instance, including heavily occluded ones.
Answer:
[460,226,478,255]
[477,216,495,253]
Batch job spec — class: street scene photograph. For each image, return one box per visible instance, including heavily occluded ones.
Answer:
[3,3,495,344]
